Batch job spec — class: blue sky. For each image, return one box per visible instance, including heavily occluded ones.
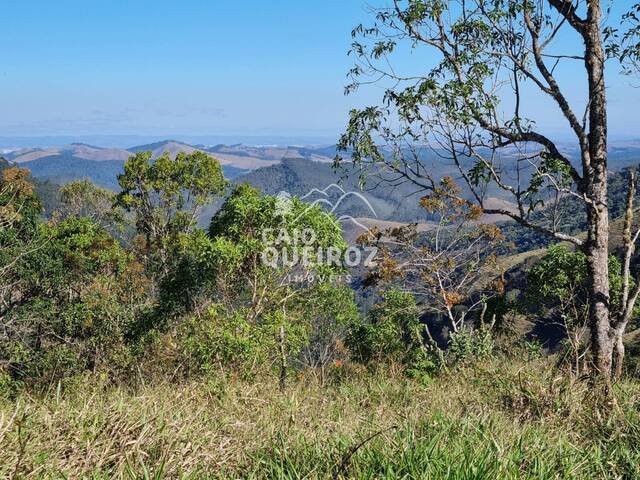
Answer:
[1,1,640,141]
[1,1,374,139]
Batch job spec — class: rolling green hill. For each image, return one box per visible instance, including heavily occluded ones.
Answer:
[232,157,434,222]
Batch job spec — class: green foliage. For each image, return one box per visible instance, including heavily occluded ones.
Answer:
[154,230,222,317]
[209,183,348,258]
[605,3,640,76]
[528,245,588,304]
[1,217,149,385]
[297,282,359,369]
[626,341,640,378]
[161,184,347,313]
[449,327,495,364]
[178,305,275,378]
[524,244,636,372]
[57,179,126,235]
[347,286,494,374]
[520,339,544,362]
[347,290,431,372]
[1,167,47,366]
[0,166,42,235]
[156,184,359,379]
[115,150,226,274]
[173,284,359,379]
[0,157,61,217]
[527,244,631,323]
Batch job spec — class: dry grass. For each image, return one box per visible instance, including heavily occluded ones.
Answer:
[1,359,639,478]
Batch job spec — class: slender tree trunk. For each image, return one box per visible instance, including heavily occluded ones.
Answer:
[612,171,637,380]
[584,1,613,386]
[279,325,287,392]
[584,168,611,385]
[613,331,625,380]
[586,228,613,384]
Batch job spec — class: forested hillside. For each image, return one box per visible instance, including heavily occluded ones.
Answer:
[499,166,640,252]
[8,138,640,204]
[231,157,431,221]
[3,141,286,190]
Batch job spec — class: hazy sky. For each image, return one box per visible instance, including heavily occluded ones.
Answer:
[2,1,640,140]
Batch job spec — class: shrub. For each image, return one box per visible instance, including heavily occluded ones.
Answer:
[525,244,635,373]
[178,305,275,379]
[347,290,435,377]
[1,217,150,386]
[448,326,495,364]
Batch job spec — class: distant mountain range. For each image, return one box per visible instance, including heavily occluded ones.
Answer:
[5,138,640,226]
[4,140,336,190]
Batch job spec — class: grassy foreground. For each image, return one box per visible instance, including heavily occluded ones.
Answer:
[1,359,640,479]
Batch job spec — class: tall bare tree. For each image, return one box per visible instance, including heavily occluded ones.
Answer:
[337,0,640,387]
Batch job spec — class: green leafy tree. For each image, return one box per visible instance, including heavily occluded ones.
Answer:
[207,185,349,319]
[57,179,126,234]
[0,167,45,326]
[160,184,358,386]
[337,0,640,386]
[115,150,226,276]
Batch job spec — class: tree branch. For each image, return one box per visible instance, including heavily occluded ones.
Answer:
[548,0,587,34]
[524,9,589,152]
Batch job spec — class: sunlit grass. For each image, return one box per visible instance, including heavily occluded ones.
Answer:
[1,358,639,478]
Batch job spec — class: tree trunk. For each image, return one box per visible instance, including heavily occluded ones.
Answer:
[584,0,613,386]
[279,325,287,392]
[586,230,613,385]
[613,331,625,380]
[584,140,614,386]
